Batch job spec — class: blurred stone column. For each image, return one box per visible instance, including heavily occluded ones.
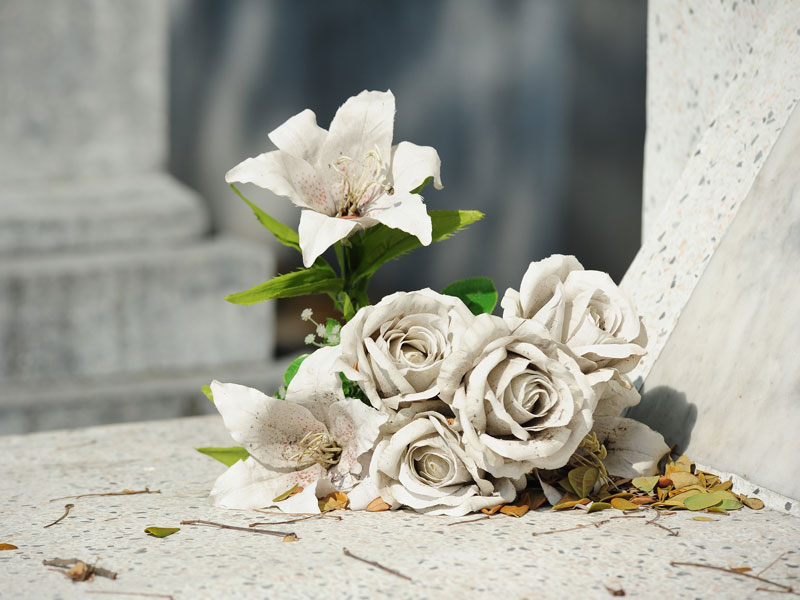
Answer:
[0,1,277,433]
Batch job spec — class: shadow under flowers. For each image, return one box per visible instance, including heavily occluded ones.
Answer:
[625,385,697,454]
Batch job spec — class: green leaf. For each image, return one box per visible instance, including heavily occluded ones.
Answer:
[195,446,249,467]
[272,484,300,503]
[587,501,612,513]
[410,176,433,195]
[283,353,309,388]
[144,527,180,538]
[350,210,484,283]
[339,372,369,405]
[684,493,723,511]
[230,184,300,251]
[442,277,497,315]
[568,466,599,499]
[201,385,214,403]
[226,263,343,305]
[632,476,660,493]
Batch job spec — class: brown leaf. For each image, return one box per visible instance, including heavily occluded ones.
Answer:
[318,491,349,512]
[480,503,505,515]
[500,492,532,518]
[0,543,18,551]
[528,491,548,511]
[553,498,591,511]
[272,484,303,503]
[710,480,733,492]
[66,561,93,582]
[610,498,640,511]
[631,496,656,505]
[742,496,765,510]
[729,567,752,574]
[669,472,701,489]
[282,533,299,543]
[365,497,391,512]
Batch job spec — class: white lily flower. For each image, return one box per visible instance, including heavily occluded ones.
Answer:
[226,90,443,267]
[591,416,669,478]
[208,346,386,513]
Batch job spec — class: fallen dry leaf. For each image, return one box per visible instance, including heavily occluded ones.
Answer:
[318,491,348,512]
[65,561,93,582]
[365,497,391,512]
[500,492,532,518]
[610,498,640,511]
[480,504,505,515]
[282,533,299,543]
[0,543,18,551]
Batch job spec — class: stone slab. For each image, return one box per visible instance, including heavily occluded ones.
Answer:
[0,174,208,255]
[0,237,273,383]
[628,102,800,501]
[622,2,800,383]
[0,358,291,436]
[0,0,166,182]
[0,416,798,599]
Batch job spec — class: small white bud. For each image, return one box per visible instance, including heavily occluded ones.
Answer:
[301,308,313,322]
[304,334,315,345]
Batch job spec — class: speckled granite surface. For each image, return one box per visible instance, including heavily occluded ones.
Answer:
[624,2,800,383]
[1,416,798,599]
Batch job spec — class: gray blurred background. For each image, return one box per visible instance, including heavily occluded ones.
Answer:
[0,0,645,433]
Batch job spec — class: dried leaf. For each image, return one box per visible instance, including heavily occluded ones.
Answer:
[282,533,299,543]
[717,499,743,511]
[558,476,577,496]
[481,504,505,515]
[669,489,704,503]
[706,507,728,514]
[365,497,391,512]
[144,527,180,538]
[610,498,640,511]
[552,499,590,511]
[669,472,701,489]
[729,567,752,574]
[272,484,303,503]
[684,494,723,511]
[528,491,549,511]
[587,501,612,513]
[568,466,599,499]
[631,496,656,505]
[318,491,348,512]
[632,476,659,493]
[600,491,634,502]
[711,480,733,492]
[500,492,532,518]
[657,477,673,488]
[742,496,765,510]
[693,516,715,521]
[0,543,18,551]
[66,561,93,582]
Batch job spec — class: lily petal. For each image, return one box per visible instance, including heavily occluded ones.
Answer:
[286,345,345,421]
[390,141,443,193]
[225,150,334,214]
[317,90,395,173]
[210,457,324,512]
[268,108,327,164]
[366,191,432,245]
[297,210,362,267]
[210,380,328,472]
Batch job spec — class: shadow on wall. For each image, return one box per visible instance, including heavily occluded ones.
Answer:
[627,386,698,454]
[168,0,646,298]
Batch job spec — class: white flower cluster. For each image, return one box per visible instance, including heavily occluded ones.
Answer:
[208,256,668,516]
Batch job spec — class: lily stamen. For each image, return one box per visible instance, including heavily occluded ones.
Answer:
[331,145,391,217]
[288,431,343,467]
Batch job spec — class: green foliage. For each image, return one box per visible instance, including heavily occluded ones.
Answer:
[349,210,484,283]
[195,446,250,467]
[144,527,180,538]
[226,262,343,305]
[339,372,369,405]
[201,385,214,403]
[442,276,497,315]
[283,354,309,388]
[230,184,300,251]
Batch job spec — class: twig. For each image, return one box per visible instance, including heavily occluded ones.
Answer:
[447,516,491,526]
[249,516,314,526]
[342,547,412,581]
[755,588,800,596]
[609,515,647,520]
[180,519,294,539]
[55,439,97,451]
[670,561,793,593]
[758,552,788,577]
[645,511,679,536]
[86,592,174,600]
[43,558,117,580]
[44,504,74,528]
[532,519,613,536]
[252,509,342,520]
[50,488,160,502]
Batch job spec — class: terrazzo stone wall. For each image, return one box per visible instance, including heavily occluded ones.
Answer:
[0,0,276,434]
[625,1,800,501]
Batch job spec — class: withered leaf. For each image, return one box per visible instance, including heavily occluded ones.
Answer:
[632,476,659,493]
[318,491,348,512]
[587,501,612,513]
[568,466,599,499]
[365,497,391,512]
[552,498,590,511]
[610,498,640,511]
[742,496,764,510]
[500,492,532,518]
[631,496,656,505]
[729,567,752,573]
[669,472,701,489]
[706,507,729,515]
[272,484,303,503]
[481,503,505,515]
[66,562,93,582]
[0,543,18,551]
[692,516,714,521]
[282,533,299,543]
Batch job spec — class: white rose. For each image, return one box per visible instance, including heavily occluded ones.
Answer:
[501,254,647,374]
[337,289,474,422]
[438,314,597,477]
[371,411,521,516]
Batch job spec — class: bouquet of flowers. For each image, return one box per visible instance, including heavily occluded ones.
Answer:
[199,90,669,517]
